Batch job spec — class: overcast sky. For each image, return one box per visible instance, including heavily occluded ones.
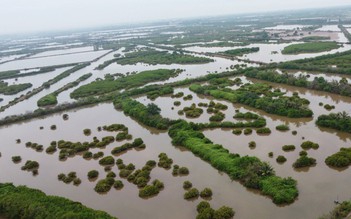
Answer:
[1,0,351,35]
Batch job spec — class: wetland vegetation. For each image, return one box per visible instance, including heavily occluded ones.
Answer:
[2,6,351,219]
[245,69,351,97]
[189,82,313,118]
[71,69,181,98]
[0,183,116,219]
[281,42,341,54]
[115,48,214,65]
[0,81,32,95]
[316,112,351,133]
[220,47,260,57]
[279,50,351,74]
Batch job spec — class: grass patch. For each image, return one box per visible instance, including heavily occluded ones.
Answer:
[169,120,298,204]
[190,83,312,118]
[0,81,32,95]
[282,42,340,54]
[0,183,115,218]
[220,47,259,56]
[116,48,213,65]
[71,69,181,98]
[325,148,351,168]
[317,112,351,133]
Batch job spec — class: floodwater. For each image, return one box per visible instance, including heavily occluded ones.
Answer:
[43,52,251,110]
[0,48,246,118]
[0,50,109,72]
[185,42,351,63]
[2,33,351,218]
[277,69,351,83]
[135,78,351,219]
[0,45,255,118]
[30,46,94,58]
[0,55,26,63]
[2,75,351,219]
[316,25,341,32]
[0,67,71,108]
[263,25,312,30]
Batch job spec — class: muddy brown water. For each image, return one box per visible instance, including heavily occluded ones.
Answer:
[2,40,351,218]
[1,74,351,218]
[0,48,250,119]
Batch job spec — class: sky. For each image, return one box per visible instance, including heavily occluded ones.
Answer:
[1,0,351,35]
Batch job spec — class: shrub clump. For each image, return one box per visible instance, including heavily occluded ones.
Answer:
[174,101,181,106]
[248,141,256,149]
[139,185,159,198]
[111,138,145,155]
[99,156,115,166]
[301,141,319,150]
[299,151,308,156]
[0,183,115,218]
[169,120,298,204]
[21,160,39,171]
[320,201,351,219]
[113,180,124,190]
[158,153,173,169]
[45,145,57,154]
[119,169,133,178]
[93,152,104,159]
[276,124,290,131]
[324,104,335,111]
[178,167,190,175]
[87,170,99,179]
[115,131,132,141]
[57,172,81,186]
[233,112,259,119]
[183,104,203,118]
[83,129,91,136]
[243,128,252,135]
[73,178,82,186]
[256,127,271,134]
[184,188,199,200]
[209,112,225,122]
[200,188,213,198]
[152,179,164,190]
[196,201,235,219]
[94,178,115,193]
[183,94,193,101]
[83,151,93,159]
[172,165,179,176]
[293,156,316,168]
[183,181,193,189]
[172,92,184,98]
[213,206,235,219]
[232,129,242,135]
[102,124,128,132]
[12,156,22,163]
[325,148,351,168]
[282,145,296,152]
[276,156,287,163]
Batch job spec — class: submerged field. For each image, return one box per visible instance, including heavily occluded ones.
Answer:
[2,9,351,219]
